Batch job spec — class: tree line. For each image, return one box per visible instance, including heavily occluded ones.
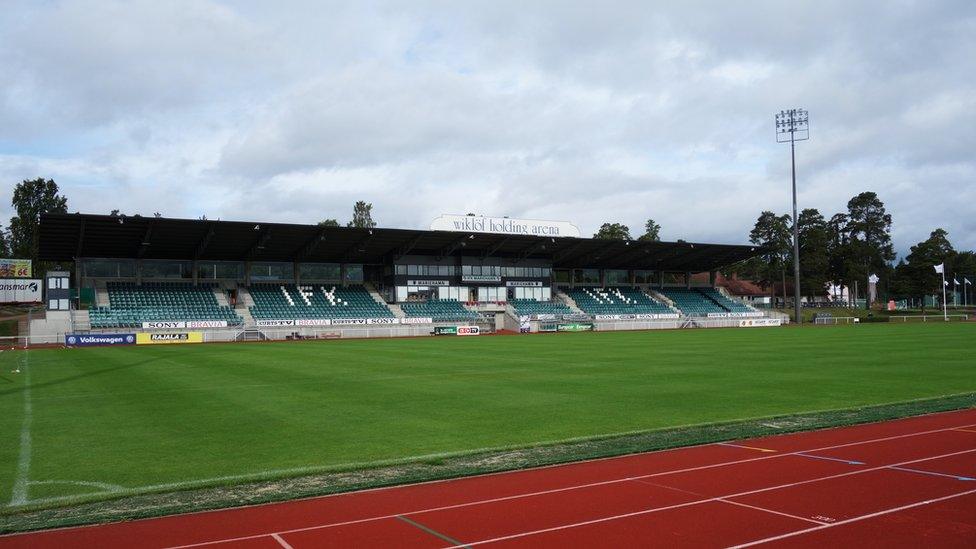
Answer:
[5,177,972,305]
[593,219,663,242]
[738,191,974,304]
[592,190,974,304]
[0,178,379,268]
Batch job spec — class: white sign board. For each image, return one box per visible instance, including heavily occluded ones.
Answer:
[0,279,41,303]
[143,321,229,329]
[739,319,782,327]
[401,317,434,324]
[430,215,581,238]
[707,312,764,318]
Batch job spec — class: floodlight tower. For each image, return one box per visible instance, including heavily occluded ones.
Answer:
[775,108,809,325]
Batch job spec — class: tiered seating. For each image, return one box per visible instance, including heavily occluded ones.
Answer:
[699,288,755,313]
[400,300,479,322]
[658,288,733,316]
[564,287,674,316]
[249,284,394,319]
[89,282,242,328]
[511,299,574,317]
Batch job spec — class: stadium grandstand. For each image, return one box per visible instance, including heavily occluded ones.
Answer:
[31,212,773,342]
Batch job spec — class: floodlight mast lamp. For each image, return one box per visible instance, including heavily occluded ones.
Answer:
[776,108,808,325]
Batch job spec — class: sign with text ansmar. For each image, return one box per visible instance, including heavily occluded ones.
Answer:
[430,215,581,238]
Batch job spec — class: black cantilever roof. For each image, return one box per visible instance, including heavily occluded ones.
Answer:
[39,213,759,273]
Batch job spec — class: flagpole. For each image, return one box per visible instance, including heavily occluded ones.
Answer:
[942,270,947,321]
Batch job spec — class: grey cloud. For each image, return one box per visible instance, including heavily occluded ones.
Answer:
[0,0,973,256]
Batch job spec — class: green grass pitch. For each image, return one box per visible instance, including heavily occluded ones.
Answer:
[1,323,974,511]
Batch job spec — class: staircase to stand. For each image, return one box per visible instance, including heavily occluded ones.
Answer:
[362,282,394,313]
[387,304,406,319]
[553,291,584,314]
[71,310,91,331]
[646,289,682,314]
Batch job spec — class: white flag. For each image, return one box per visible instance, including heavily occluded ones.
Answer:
[944,280,949,286]
[967,278,973,285]
[954,278,960,285]
[934,263,944,274]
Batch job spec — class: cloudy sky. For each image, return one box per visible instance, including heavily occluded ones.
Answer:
[1,1,973,256]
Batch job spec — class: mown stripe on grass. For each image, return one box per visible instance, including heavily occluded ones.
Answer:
[1,392,973,534]
[9,351,32,506]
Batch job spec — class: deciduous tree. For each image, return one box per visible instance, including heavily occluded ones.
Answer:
[593,222,632,240]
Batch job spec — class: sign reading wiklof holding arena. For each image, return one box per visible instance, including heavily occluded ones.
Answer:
[429,215,582,238]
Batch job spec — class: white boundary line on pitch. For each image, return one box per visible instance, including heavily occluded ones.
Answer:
[727,487,976,548]
[17,407,976,509]
[9,350,32,506]
[160,422,976,549]
[442,448,976,548]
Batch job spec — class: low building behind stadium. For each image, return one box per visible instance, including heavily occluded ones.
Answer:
[31,213,783,344]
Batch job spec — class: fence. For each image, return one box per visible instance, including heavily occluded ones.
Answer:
[7,319,499,348]
[889,314,969,322]
[814,316,860,325]
[593,316,785,331]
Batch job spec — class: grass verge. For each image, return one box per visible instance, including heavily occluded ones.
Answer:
[2,392,973,534]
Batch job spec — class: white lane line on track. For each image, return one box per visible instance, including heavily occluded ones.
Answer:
[714,498,828,525]
[726,487,976,548]
[270,533,294,549]
[162,434,976,549]
[888,466,976,482]
[437,448,976,548]
[717,443,777,453]
[9,351,32,506]
[794,452,864,465]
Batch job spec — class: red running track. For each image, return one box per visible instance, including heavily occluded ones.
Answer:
[3,408,976,548]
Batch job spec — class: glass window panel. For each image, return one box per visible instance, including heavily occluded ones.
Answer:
[344,264,364,282]
[251,262,294,281]
[143,260,191,279]
[300,263,340,280]
[84,259,136,278]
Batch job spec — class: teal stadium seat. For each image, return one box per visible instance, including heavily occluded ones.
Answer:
[564,287,674,316]
[657,288,755,316]
[511,299,574,317]
[400,299,479,322]
[89,282,243,328]
[248,284,395,320]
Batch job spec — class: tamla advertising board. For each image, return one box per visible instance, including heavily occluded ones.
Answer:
[136,332,204,345]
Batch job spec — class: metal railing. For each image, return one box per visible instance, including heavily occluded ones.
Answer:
[889,314,969,322]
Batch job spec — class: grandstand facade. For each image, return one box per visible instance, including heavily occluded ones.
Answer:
[35,213,776,341]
